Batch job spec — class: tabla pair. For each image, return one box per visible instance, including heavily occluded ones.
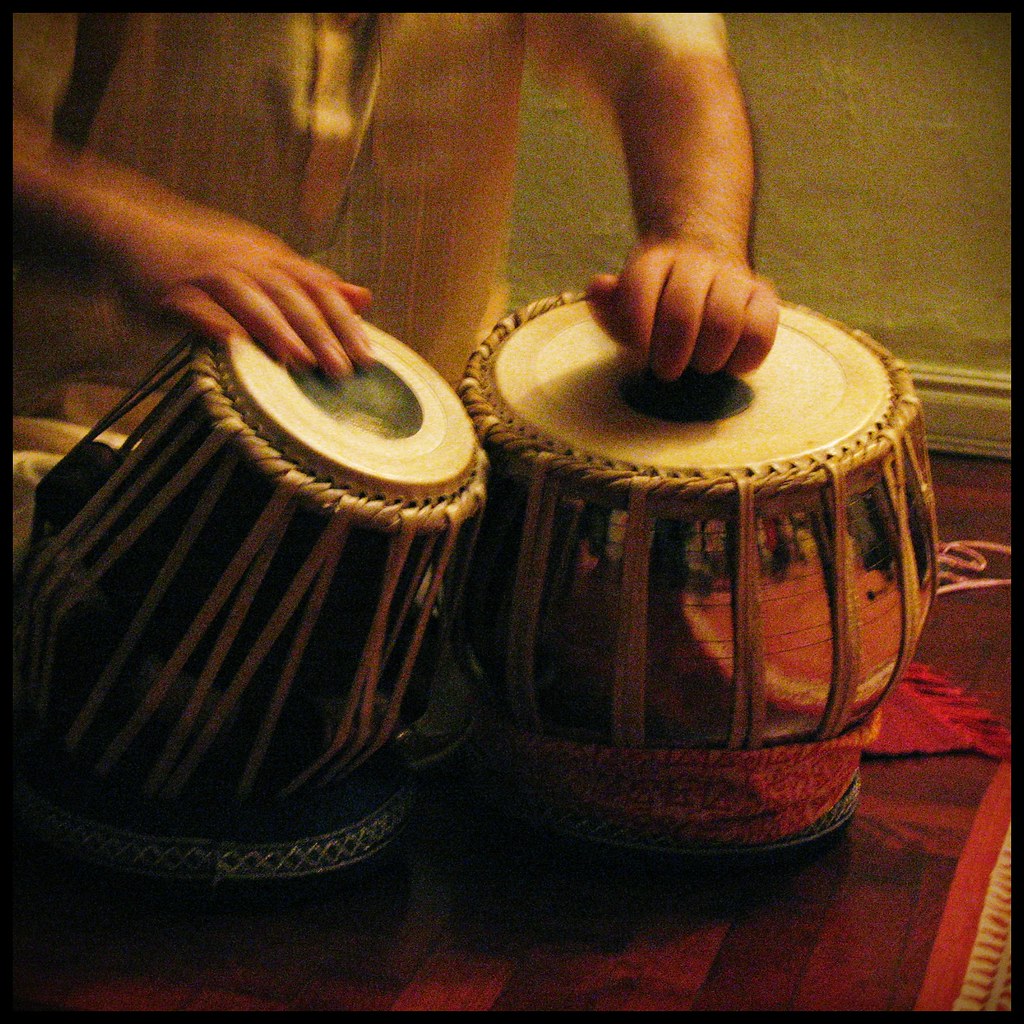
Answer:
[12,294,937,891]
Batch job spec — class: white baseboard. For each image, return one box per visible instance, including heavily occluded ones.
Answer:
[909,363,1011,459]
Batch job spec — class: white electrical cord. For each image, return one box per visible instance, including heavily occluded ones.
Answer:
[937,540,1012,596]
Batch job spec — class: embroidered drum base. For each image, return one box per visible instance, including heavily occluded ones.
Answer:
[14,746,415,890]
[466,706,877,858]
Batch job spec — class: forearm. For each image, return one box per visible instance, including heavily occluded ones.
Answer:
[13,109,374,375]
[614,51,756,262]
[572,16,777,380]
[15,111,131,265]
[15,110,236,274]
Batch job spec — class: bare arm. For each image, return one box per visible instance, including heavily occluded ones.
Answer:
[13,108,375,376]
[528,14,779,380]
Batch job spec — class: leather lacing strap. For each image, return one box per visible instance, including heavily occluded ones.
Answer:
[878,427,923,712]
[14,370,197,690]
[610,476,655,747]
[315,508,442,785]
[816,459,861,740]
[152,489,348,800]
[321,504,466,785]
[727,470,766,750]
[903,412,941,607]
[91,483,298,783]
[278,506,419,795]
[505,451,558,731]
[69,445,242,762]
[26,383,221,719]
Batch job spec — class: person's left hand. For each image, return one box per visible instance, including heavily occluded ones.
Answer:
[587,239,779,380]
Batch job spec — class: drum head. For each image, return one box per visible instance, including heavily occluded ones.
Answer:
[486,301,892,474]
[220,323,480,502]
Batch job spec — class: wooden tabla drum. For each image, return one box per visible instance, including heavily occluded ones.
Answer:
[14,326,486,888]
[458,293,937,859]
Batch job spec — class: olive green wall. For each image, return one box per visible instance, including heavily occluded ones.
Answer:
[506,12,1011,456]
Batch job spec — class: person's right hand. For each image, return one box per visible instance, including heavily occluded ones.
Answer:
[115,202,376,377]
[587,239,778,381]
[15,107,376,378]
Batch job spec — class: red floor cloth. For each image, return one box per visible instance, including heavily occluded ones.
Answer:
[866,663,1011,760]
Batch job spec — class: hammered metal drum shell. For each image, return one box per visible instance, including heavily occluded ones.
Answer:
[458,294,938,852]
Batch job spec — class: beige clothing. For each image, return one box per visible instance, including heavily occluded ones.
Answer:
[12,13,728,419]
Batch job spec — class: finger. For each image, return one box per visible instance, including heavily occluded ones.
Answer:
[586,272,621,338]
[281,255,374,315]
[688,267,753,375]
[612,247,678,363]
[334,280,373,314]
[588,272,619,302]
[724,279,780,376]
[648,260,716,381]
[305,281,376,371]
[159,283,258,350]
[278,261,376,370]
[198,269,319,371]
[259,271,357,377]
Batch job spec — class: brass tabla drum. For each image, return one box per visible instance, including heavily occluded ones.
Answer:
[14,326,486,888]
[459,293,937,859]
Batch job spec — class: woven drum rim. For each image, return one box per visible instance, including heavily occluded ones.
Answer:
[188,338,487,533]
[459,292,923,507]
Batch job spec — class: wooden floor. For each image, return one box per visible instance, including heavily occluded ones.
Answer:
[12,453,1011,1012]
